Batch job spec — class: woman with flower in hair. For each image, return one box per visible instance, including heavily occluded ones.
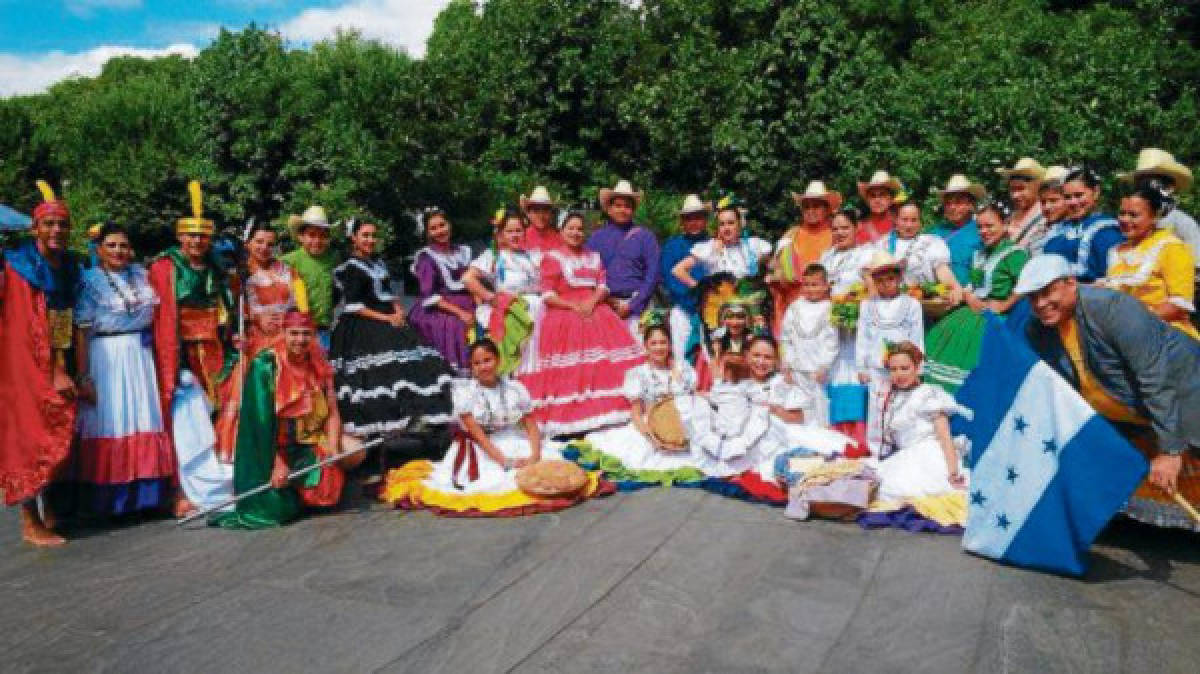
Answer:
[819,208,876,454]
[1042,166,1124,283]
[74,222,176,518]
[925,199,1030,392]
[407,208,475,373]
[524,211,644,436]
[329,221,455,438]
[578,319,711,484]
[869,341,968,524]
[463,208,544,374]
[1101,185,1198,340]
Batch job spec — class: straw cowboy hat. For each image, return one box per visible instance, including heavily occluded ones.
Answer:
[861,249,906,275]
[937,174,987,202]
[857,170,903,201]
[598,179,643,210]
[995,157,1046,181]
[1041,165,1069,185]
[1117,148,1193,192]
[791,180,843,211]
[520,185,558,212]
[287,205,332,238]
[678,194,710,216]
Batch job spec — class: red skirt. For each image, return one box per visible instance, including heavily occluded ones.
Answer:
[520,304,643,436]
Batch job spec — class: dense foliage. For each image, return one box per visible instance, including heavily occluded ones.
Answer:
[2,0,1198,254]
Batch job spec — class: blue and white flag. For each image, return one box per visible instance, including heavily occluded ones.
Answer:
[951,314,1148,577]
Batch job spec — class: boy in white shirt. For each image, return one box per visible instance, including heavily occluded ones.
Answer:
[778,263,839,426]
[855,251,924,455]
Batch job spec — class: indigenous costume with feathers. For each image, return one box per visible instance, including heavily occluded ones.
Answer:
[0,181,81,506]
[148,181,234,415]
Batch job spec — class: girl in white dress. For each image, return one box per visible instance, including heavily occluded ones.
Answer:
[427,340,548,495]
[696,337,854,479]
[382,339,612,516]
[872,342,968,504]
[583,323,711,475]
[462,212,545,374]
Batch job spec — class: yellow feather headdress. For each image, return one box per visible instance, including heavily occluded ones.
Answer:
[176,180,214,236]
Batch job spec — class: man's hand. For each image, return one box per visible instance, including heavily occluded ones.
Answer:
[1149,454,1184,493]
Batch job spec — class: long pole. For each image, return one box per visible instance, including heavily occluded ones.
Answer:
[176,437,382,526]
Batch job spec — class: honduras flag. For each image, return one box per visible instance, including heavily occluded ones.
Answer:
[951,314,1148,576]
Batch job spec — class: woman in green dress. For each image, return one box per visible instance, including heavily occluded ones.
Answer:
[924,199,1030,392]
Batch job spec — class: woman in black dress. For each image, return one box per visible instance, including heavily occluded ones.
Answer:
[330,221,455,437]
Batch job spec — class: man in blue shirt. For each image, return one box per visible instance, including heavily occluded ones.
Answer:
[661,194,711,362]
[928,174,985,286]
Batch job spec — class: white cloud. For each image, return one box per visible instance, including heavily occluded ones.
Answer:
[66,0,143,17]
[279,0,452,57]
[0,44,199,97]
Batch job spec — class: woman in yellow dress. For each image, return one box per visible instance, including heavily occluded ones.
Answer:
[1102,185,1198,340]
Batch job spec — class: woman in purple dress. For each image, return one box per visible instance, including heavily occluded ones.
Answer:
[407,209,475,373]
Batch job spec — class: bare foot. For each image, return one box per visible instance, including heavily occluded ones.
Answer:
[20,507,66,547]
[172,495,196,518]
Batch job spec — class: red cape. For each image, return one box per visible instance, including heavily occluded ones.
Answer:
[0,264,76,505]
[148,257,181,427]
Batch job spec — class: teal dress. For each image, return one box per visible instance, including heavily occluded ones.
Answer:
[925,240,1029,392]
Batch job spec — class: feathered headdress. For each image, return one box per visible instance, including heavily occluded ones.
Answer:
[176,180,214,236]
[33,179,70,222]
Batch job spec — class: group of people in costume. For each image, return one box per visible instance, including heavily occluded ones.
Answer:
[3,146,1199,545]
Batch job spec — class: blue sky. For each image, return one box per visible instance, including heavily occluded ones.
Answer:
[0,0,452,96]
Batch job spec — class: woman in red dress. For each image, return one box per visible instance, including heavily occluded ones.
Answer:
[521,212,644,436]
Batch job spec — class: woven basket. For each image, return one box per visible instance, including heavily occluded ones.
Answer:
[516,460,588,499]
[919,297,956,320]
[647,398,689,452]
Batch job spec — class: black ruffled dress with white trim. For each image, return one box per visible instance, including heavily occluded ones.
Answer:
[330,256,455,436]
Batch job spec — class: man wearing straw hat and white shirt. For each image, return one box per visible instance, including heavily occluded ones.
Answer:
[661,194,712,363]
[997,157,1050,254]
[1016,253,1200,530]
[857,170,903,245]
[1118,148,1200,322]
[282,205,337,351]
[587,179,661,334]
[929,174,986,286]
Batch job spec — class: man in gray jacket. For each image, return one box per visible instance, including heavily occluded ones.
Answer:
[1015,254,1200,493]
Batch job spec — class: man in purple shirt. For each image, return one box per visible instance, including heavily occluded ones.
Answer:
[587,180,661,330]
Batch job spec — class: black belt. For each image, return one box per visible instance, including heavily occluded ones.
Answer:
[94,329,148,338]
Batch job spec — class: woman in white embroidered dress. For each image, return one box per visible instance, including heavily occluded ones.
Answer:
[584,323,712,473]
[73,223,177,516]
[463,209,546,373]
[882,202,963,301]
[820,209,876,453]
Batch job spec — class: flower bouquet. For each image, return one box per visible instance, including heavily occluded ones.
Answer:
[830,281,866,330]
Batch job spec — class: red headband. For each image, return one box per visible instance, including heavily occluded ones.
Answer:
[33,200,70,222]
[283,311,315,330]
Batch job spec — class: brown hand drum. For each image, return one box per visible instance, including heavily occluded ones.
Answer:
[647,397,689,452]
[515,460,588,499]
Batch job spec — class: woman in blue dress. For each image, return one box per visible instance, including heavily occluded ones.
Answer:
[1042,166,1124,282]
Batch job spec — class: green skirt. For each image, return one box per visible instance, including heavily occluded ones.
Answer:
[924,306,986,393]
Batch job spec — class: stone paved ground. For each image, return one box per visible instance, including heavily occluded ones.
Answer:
[2,487,1199,673]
